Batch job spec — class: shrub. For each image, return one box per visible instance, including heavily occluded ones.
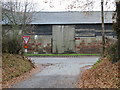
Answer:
[105,42,118,62]
[2,35,23,54]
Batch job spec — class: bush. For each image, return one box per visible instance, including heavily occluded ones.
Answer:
[2,35,23,54]
[105,42,118,62]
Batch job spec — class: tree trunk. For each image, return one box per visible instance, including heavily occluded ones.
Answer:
[118,34,120,60]
[116,2,120,60]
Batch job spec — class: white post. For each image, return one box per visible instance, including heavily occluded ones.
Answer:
[25,49,28,53]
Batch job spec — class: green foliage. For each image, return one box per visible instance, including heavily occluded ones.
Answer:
[91,59,102,69]
[8,38,22,54]
[26,54,100,57]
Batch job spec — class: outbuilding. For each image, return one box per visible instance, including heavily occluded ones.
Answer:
[2,11,115,54]
[27,11,115,54]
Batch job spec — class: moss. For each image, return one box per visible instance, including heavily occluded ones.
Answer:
[91,59,102,69]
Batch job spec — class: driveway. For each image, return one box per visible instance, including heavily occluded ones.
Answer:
[11,56,99,88]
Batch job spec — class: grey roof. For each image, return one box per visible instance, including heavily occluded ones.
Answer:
[31,11,114,24]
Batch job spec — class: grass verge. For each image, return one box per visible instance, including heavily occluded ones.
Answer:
[91,59,102,69]
[26,54,100,57]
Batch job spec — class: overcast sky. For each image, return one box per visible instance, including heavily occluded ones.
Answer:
[6,0,116,11]
[30,0,115,11]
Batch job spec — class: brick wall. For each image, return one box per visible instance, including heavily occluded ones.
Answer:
[75,37,102,54]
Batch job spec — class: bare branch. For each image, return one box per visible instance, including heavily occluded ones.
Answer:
[2,0,35,35]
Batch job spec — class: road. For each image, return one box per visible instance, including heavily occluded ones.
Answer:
[11,56,99,88]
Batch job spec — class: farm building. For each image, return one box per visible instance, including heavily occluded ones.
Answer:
[2,11,115,54]
[26,11,115,54]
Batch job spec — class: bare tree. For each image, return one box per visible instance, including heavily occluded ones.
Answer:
[2,0,35,36]
[2,0,35,54]
[66,0,94,11]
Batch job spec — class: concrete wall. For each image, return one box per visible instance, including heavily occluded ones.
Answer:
[52,25,75,53]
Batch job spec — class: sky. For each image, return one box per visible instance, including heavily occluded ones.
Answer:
[31,0,116,11]
[5,0,116,11]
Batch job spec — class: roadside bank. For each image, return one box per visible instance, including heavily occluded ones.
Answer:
[77,57,120,88]
[2,53,43,88]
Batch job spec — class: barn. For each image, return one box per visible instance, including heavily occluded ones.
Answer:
[26,11,115,54]
[2,11,115,54]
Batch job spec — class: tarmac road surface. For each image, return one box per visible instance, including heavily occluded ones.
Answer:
[11,56,99,88]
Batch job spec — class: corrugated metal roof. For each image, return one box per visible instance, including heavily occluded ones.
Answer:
[31,11,114,24]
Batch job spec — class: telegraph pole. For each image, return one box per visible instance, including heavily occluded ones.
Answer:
[101,0,105,56]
